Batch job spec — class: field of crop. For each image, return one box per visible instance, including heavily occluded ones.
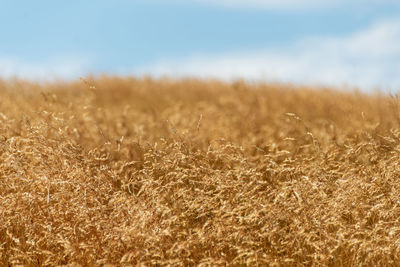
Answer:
[1,76,400,266]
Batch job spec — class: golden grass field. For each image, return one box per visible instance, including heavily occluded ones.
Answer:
[1,76,400,266]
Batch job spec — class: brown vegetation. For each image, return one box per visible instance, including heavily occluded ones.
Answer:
[1,76,400,266]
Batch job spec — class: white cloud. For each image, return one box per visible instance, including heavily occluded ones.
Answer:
[134,18,400,91]
[192,0,332,9]
[164,0,399,10]
[0,57,90,81]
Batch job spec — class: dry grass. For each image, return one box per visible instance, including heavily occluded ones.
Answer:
[1,76,400,266]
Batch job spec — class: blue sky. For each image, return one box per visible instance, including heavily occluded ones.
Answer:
[1,0,400,90]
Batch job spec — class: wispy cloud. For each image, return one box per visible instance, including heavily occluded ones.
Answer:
[162,0,399,10]
[134,18,400,91]
[0,57,91,81]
